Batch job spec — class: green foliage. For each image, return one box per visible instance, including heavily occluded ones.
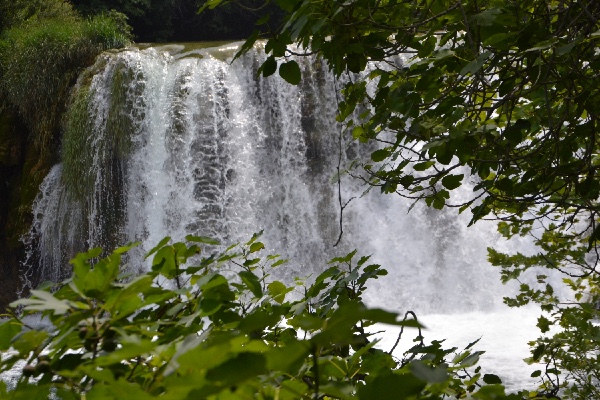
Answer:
[489,226,600,399]
[71,0,174,42]
[0,1,132,158]
[0,0,77,31]
[0,236,538,399]
[201,0,600,397]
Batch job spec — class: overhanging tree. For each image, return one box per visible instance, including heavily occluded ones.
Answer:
[201,0,600,397]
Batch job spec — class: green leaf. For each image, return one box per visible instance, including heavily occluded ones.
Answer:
[238,308,284,333]
[321,382,354,400]
[279,60,302,85]
[413,161,435,171]
[536,316,551,333]
[290,14,309,41]
[358,371,426,399]
[239,271,263,298]
[526,39,557,52]
[93,341,156,367]
[271,258,288,268]
[371,149,390,162]
[430,48,455,61]
[12,330,48,355]
[409,360,448,383]
[472,8,501,26]
[265,37,288,57]
[87,380,150,399]
[483,33,513,47]
[255,13,270,26]
[289,314,323,330]
[233,30,259,61]
[556,40,578,55]
[199,0,225,11]
[441,174,464,190]
[483,374,503,384]
[113,241,140,255]
[430,198,442,209]
[261,56,277,77]
[265,340,310,372]
[105,275,152,319]
[460,51,491,76]
[11,290,73,314]
[245,231,263,245]
[0,320,21,350]
[503,119,530,144]
[588,224,600,250]
[474,384,507,397]
[459,351,484,367]
[249,242,265,253]
[352,126,365,140]
[152,246,176,276]
[268,281,290,304]
[145,236,171,259]
[280,380,310,398]
[185,235,220,245]
[347,53,368,73]
[205,352,267,385]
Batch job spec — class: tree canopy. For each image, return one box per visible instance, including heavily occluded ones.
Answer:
[212,0,600,240]
[201,0,600,396]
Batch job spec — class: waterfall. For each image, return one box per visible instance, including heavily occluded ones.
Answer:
[24,43,516,315]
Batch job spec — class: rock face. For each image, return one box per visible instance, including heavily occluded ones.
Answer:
[0,109,51,311]
[0,178,21,311]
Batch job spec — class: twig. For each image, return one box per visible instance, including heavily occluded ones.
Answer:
[389,310,420,355]
[332,76,354,247]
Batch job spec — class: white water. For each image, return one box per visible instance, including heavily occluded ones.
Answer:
[24,43,554,389]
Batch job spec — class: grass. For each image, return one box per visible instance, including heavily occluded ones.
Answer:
[0,6,132,159]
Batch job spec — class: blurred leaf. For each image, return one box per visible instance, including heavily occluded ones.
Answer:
[185,235,220,245]
[205,352,267,384]
[268,281,290,304]
[358,371,426,399]
[249,242,265,253]
[0,320,21,350]
[409,360,448,383]
[239,271,263,298]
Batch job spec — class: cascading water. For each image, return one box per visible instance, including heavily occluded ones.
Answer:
[24,43,551,388]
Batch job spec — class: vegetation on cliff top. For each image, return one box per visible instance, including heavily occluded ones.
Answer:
[0,0,132,158]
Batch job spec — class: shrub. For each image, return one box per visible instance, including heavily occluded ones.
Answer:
[0,235,529,399]
[0,3,132,158]
[0,0,77,31]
